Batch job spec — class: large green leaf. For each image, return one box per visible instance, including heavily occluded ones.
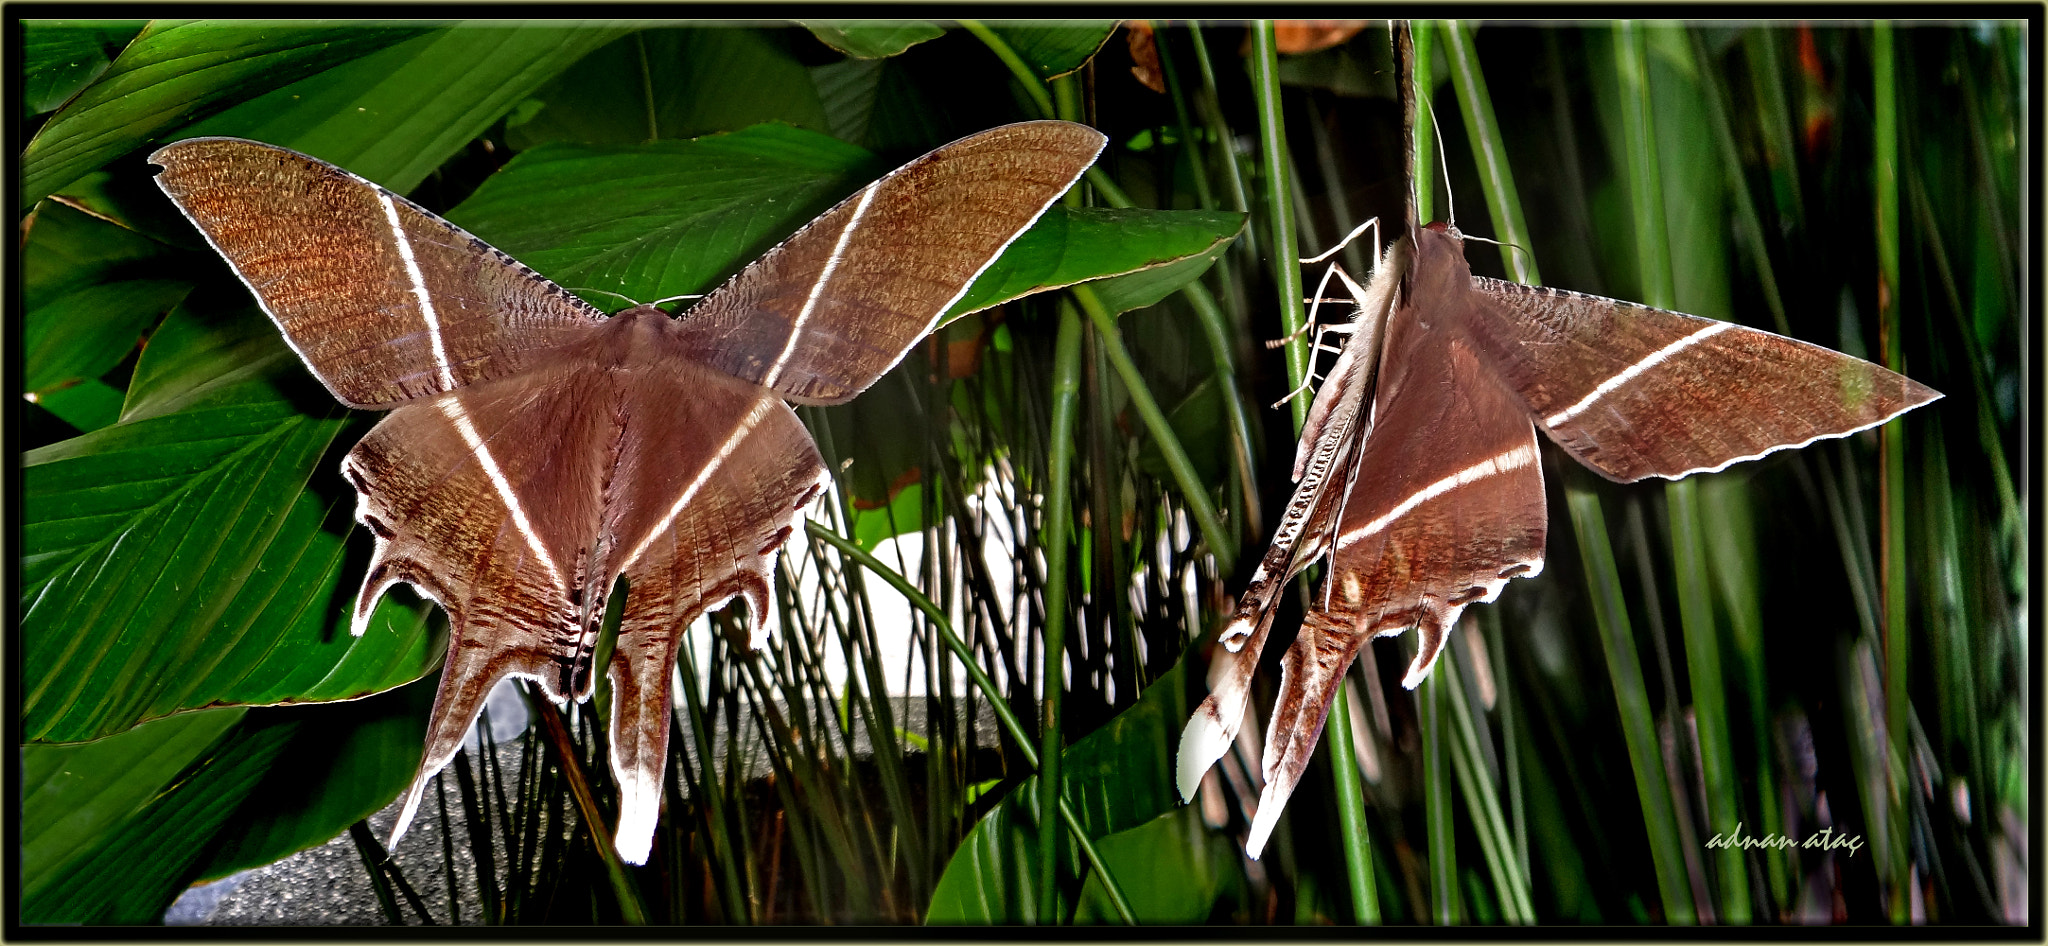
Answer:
[22,199,191,398]
[457,130,1246,324]
[927,642,1194,923]
[21,20,146,115]
[1073,806,1246,924]
[21,707,245,910]
[446,124,881,307]
[802,21,946,60]
[21,710,301,924]
[32,378,127,435]
[946,208,1245,320]
[20,296,436,744]
[197,673,439,880]
[987,23,1118,79]
[180,23,630,193]
[505,27,828,150]
[22,20,431,205]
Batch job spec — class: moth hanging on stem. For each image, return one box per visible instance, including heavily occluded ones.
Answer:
[1176,22,1940,859]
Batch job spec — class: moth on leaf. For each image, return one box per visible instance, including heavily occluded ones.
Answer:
[152,121,1105,864]
[1174,24,1940,859]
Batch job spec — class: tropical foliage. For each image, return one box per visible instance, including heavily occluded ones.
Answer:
[18,19,2026,925]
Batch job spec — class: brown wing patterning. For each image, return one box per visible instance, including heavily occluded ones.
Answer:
[671,121,1106,405]
[151,138,603,408]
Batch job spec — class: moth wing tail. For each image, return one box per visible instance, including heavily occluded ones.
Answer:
[388,619,537,854]
[605,606,685,866]
[1174,574,1291,803]
[1245,610,1366,859]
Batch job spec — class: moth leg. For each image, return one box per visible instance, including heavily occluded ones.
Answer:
[1270,259,1379,410]
[1301,216,1382,266]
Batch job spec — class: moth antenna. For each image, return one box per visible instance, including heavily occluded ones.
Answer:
[567,287,641,307]
[1423,91,1456,228]
[649,293,704,307]
[1461,232,1535,271]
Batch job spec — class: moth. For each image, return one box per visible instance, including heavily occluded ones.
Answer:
[152,121,1105,864]
[1174,25,1941,859]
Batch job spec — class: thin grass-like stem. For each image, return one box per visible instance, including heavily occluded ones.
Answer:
[1037,301,1084,922]
[1250,21,1308,425]
[1871,21,1913,923]
[806,523,1137,925]
[1071,284,1234,571]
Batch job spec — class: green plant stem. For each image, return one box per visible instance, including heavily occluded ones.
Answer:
[1407,22,1467,926]
[1669,479,1749,923]
[1153,28,1216,211]
[1180,278,1260,544]
[1412,22,1439,226]
[1250,21,1308,425]
[1251,23,1377,914]
[1442,655,1534,922]
[1480,612,1530,881]
[1442,21,1535,280]
[1422,670,1456,923]
[807,523,1137,926]
[1611,22,1674,308]
[347,820,406,924]
[1567,488,1696,924]
[1037,301,1084,923]
[1071,284,1234,572]
[1609,26,1745,923]
[1187,21,1256,257]
[1326,686,1379,922]
[1871,21,1911,924]
[964,20,1131,210]
[529,697,648,925]
[959,20,1054,118]
[1035,71,1093,927]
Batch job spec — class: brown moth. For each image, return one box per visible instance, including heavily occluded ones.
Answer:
[152,121,1105,864]
[1175,25,1940,858]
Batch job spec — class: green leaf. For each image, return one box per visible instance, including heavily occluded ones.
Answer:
[447,124,882,306]
[118,296,295,422]
[22,20,146,115]
[26,279,189,394]
[852,482,925,552]
[505,27,828,150]
[21,710,301,924]
[987,23,1118,79]
[22,707,245,909]
[181,23,631,193]
[927,641,1194,922]
[22,20,432,205]
[197,674,438,880]
[23,198,191,395]
[802,21,946,59]
[1074,807,1244,924]
[1084,214,1245,315]
[33,378,126,433]
[20,296,437,744]
[946,208,1245,320]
